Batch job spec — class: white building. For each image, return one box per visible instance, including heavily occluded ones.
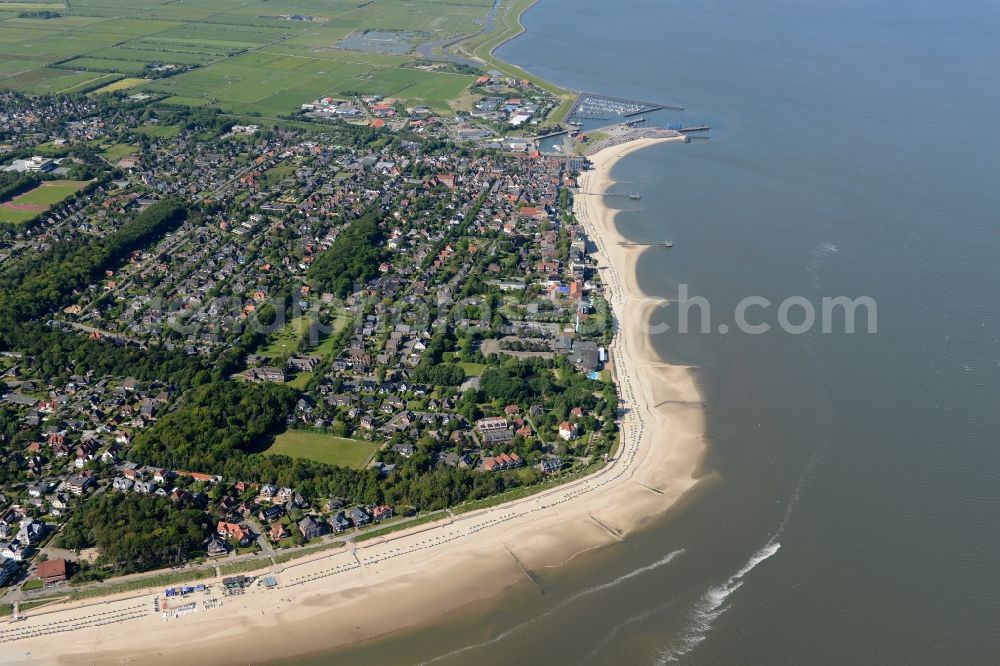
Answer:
[4,155,57,173]
[509,113,532,127]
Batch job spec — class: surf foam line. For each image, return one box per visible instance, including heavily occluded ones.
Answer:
[418,548,686,665]
[656,541,781,664]
[655,344,831,663]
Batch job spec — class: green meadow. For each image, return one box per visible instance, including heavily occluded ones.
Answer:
[265,430,380,469]
[0,180,88,224]
[0,0,495,115]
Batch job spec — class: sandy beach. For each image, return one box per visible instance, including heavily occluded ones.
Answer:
[0,136,706,666]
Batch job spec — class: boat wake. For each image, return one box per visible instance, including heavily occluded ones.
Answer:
[656,541,781,663]
[419,549,685,665]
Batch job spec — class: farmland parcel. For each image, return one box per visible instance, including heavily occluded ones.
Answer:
[0,0,499,115]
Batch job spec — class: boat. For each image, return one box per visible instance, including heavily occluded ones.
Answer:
[664,239,673,248]
[629,193,641,200]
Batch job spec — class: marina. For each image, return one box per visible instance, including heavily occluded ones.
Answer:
[568,93,683,122]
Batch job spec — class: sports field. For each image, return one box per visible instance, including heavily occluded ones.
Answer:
[265,430,380,469]
[0,0,495,115]
[0,179,87,224]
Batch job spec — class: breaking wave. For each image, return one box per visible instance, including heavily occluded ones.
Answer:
[805,240,839,289]
[816,241,839,257]
[656,541,781,663]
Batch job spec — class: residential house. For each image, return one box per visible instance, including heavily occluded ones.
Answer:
[482,428,514,445]
[269,522,290,542]
[539,457,563,474]
[65,474,95,495]
[259,505,284,522]
[36,558,68,585]
[330,512,353,534]
[112,477,134,492]
[349,506,371,527]
[559,421,578,441]
[217,521,253,547]
[297,515,327,540]
[0,540,25,561]
[0,559,19,586]
[206,538,228,557]
[476,416,508,432]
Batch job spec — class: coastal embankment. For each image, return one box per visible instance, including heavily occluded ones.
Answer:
[0,136,704,666]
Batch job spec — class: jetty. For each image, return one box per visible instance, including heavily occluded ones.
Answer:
[623,107,665,118]
[535,129,569,140]
[578,191,641,199]
[618,240,674,247]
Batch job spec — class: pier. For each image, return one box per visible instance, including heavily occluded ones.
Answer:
[618,240,674,247]
[578,191,641,199]
[535,129,569,140]
[624,106,674,117]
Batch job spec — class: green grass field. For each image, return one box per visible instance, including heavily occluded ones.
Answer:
[135,123,180,138]
[259,315,310,359]
[100,143,138,161]
[0,205,37,224]
[457,361,486,377]
[265,430,380,469]
[252,311,349,390]
[259,312,350,360]
[0,179,87,224]
[12,180,87,205]
[0,0,498,115]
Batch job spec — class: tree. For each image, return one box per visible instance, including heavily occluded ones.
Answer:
[308,214,385,297]
[58,494,211,574]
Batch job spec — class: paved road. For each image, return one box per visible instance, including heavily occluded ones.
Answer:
[245,517,275,557]
[62,322,146,346]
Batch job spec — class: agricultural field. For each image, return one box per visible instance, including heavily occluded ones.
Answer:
[91,77,147,94]
[264,430,380,469]
[0,0,498,115]
[0,179,88,224]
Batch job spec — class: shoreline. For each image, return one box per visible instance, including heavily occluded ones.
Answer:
[0,136,706,666]
[457,0,576,120]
